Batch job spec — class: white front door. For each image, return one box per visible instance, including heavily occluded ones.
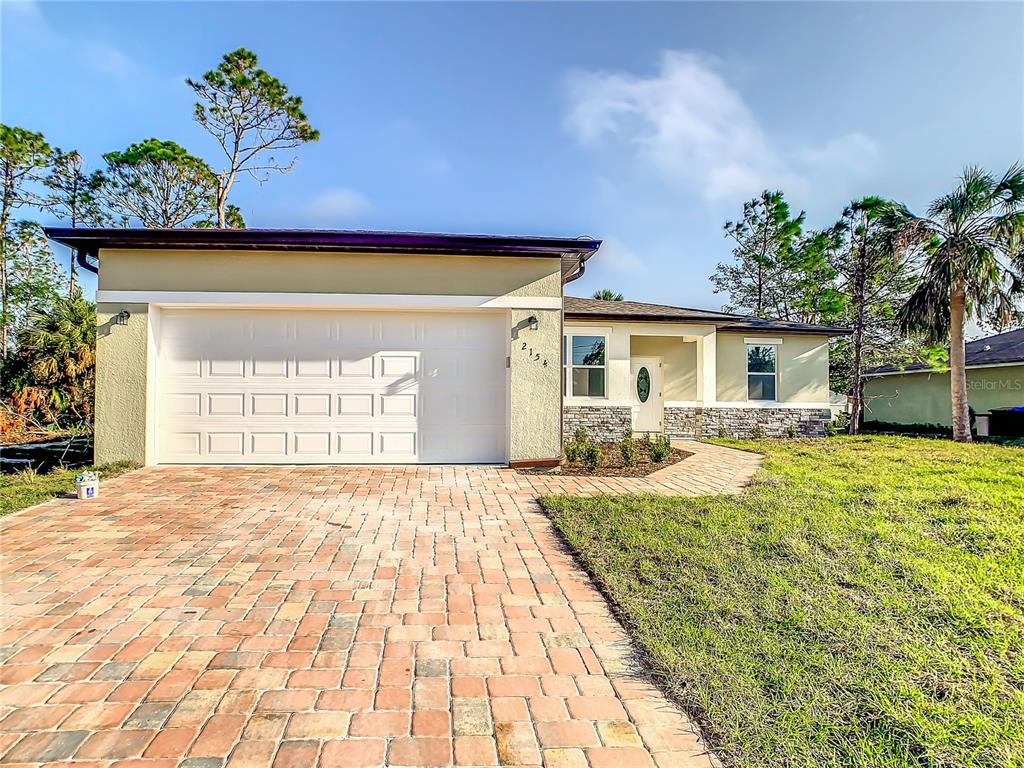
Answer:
[156,308,508,464]
[631,357,663,433]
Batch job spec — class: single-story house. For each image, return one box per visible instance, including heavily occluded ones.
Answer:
[863,327,1024,427]
[46,227,848,468]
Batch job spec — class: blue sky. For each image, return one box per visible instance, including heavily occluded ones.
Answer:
[3,1,1022,308]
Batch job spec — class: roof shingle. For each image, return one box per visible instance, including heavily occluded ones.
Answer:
[868,327,1024,375]
[563,296,850,335]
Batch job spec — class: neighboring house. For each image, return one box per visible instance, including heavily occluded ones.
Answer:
[46,228,848,468]
[863,328,1024,427]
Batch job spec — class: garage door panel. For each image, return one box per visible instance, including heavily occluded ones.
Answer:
[251,432,288,456]
[294,432,331,455]
[209,358,245,378]
[208,393,245,417]
[295,357,331,378]
[251,393,288,416]
[378,353,417,379]
[207,432,244,456]
[251,358,289,378]
[293,393,332,417]
[158,309,506,464]
[337,432,374,456]
[337,394,374,416]
[339,356,374,378]
[379,432,417,456]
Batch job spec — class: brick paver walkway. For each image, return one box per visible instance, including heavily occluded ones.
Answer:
[0,444,758,767]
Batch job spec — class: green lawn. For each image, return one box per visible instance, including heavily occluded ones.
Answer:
[1,461,138,517]
[541,436,1024,768]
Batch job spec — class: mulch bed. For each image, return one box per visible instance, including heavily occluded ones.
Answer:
[518,442,692,477]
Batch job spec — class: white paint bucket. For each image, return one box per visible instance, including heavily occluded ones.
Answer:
[75,472,99,500]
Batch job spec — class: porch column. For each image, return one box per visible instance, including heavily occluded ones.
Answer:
[696,329,717,404]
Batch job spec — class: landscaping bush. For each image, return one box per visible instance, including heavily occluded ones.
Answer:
[564,427,590,463]
[619,434,637,467]
[581,440,601,471]
[649,433,672,462]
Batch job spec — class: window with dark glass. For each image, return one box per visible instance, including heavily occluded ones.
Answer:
[563,334,606,397]
[747,345,777,400]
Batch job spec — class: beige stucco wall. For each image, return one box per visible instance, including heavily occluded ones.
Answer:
[95,249,563,465]
[94,303,151,465]
[863,365,1024,426]
[99,249,561,298]
[509,308,563,461]
[716,332,830,404]
[629,336,697,400]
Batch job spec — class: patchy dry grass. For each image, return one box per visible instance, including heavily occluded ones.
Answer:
[1,461,138,517]
[541,436,1024,768]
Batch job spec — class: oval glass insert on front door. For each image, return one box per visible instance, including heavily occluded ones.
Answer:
[636,366,651,403]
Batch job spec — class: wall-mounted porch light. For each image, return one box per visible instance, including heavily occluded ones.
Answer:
[114,309,131,326]
[527,315,539,331]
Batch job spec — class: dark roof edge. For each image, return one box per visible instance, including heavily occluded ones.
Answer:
[564,311,850,336]
[866,358,1024,376]
[43,227,602,257]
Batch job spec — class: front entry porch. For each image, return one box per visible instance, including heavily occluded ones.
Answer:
[562,323,833,441]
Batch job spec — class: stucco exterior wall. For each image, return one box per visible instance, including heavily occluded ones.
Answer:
[99,249,561,298]
[510,308,563,461]
[94,303,151,465]
[716,332,830,404]
[94,249,563,466]
[629,336,697,400]
[863,365,1024,426]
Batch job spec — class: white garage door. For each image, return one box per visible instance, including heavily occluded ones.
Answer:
[157,309,508,464]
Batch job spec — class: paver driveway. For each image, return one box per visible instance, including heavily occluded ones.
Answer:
[0,463,727,768]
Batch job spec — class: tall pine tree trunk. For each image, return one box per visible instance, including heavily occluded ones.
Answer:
[949,286,971,442]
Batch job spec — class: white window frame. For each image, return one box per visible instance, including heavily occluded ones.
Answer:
[563,333,608,399]
[746,343,779,402]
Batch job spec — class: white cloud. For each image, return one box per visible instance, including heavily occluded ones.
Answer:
[593,236,645,274]
[564,50,878,203]
[307,188,371,221]
[4,0,143,80]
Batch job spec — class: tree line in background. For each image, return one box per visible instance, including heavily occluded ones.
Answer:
[0,48,318,437]
[2,43,1021,445]
[709,168,1024,440]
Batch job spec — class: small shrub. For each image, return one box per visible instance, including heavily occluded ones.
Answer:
[752,423,766,439]
[717,424,728,438]
[829,412,852,436]
[649,434,672,463]
[786,424,797,439]
[564,427,591,463]
[619,435,637,467]
[564,440,582,463]
[581,441,601,471]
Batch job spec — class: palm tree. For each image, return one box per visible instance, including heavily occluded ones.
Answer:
[17,292,96,422]
[592,288,624,301]
[895,165,1024,442]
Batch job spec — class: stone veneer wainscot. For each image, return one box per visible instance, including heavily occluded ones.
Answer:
[563,404,832,441]
[665,406,832,438]
[563,405,632,442]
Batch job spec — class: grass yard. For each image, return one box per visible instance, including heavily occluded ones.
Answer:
[1,461,138,517]
[541,436,1024,768]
